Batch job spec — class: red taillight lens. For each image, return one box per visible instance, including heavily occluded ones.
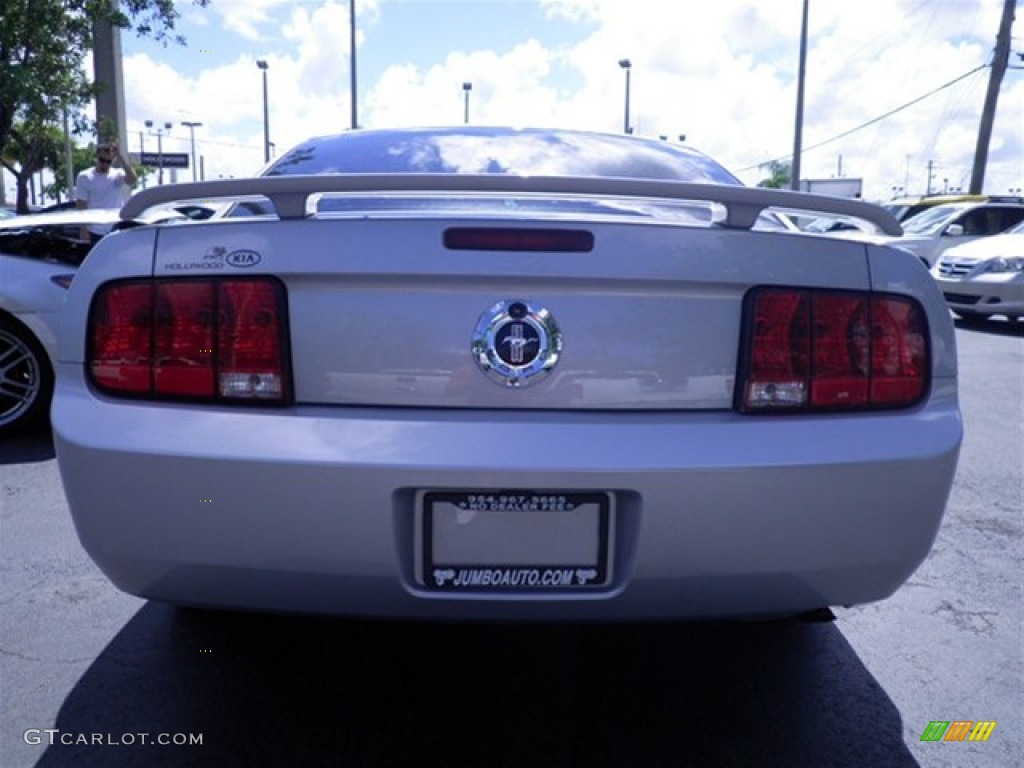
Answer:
[740,288,928,412]
[869,296,927,405]
[216,281,287,399]
[810,294,869,408]
[154,282,216,397]
[89,277,289,403]
[90,282,155,394]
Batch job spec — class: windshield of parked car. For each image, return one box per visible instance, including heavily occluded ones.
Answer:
[901,205,962,235]
[882,203,911,220]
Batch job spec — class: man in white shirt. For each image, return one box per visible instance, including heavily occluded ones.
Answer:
[75,142,138,242]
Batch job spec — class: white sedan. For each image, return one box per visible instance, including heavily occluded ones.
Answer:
[52,127,961,621]
[932,218,1024,321]
[0,209,117,435]
[0,207,190,435]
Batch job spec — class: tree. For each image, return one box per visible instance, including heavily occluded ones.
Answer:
[1,0,209,210]
[43,142,97,203]
[758,160,792,190]
[1,118,62,211]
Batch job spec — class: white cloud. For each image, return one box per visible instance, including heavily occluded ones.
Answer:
[206,0,294,41]
[490,0,1023,198]
[95,0,1021,203]
[366,40,558,128]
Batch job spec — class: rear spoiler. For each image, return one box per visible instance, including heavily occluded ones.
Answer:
[121,174,903,236]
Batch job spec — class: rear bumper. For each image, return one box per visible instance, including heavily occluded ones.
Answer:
[932,274,1024,317]
[53,367,962,620]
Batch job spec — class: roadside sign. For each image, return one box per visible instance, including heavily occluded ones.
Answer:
[139,152,189,168]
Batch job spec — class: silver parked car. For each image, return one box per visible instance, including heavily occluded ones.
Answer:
[890,201,1024,267]
[932,218,1024,321]
[53,127,961,620]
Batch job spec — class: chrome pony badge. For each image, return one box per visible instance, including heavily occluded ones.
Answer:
[473,300,562,388]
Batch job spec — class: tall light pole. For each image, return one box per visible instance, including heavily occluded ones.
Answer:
[181,121,203,182]
[618,59,632,134]
[790,0,809,191]
[138,130,146,188]
[462,82,473,124]
[257,60,270,164]
[145,120,173,185]
[349,0,358,130]
[63,110,74,196]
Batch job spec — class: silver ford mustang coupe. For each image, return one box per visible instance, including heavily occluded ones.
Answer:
[53,127,962,620]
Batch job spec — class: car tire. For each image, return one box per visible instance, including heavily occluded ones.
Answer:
[0,315,55,437]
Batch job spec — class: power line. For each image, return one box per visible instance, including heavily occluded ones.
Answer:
[738,65,987,173]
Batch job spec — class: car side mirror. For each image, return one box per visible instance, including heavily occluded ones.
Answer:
[944,224,965,237]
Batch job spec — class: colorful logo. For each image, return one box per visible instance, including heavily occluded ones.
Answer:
[920,721,997,742]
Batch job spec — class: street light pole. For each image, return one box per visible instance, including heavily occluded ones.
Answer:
[63,110,74,196]
[181,121,203,182]
[139,130,146,188]
[462,82,472,124]
[145,120,172,185]
[257,60,270,164]
[618,59,632,134]
[790,0,809,191]
[349,0,358,130]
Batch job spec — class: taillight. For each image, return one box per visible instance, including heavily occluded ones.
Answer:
[88,277,289,403]
[739,287,928,412]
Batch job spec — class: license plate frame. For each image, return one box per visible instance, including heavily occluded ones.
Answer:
[418,490,613,591]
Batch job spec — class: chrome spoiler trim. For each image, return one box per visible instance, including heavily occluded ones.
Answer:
[121,174,902,235]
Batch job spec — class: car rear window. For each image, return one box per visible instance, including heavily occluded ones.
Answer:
[265,127,742,185]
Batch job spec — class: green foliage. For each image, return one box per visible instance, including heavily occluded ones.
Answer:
[0,0,209,210]
[758,160,792,189]
[42,142,96,203]
[1,118,63,211]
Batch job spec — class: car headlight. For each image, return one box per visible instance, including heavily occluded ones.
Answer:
[985,257,1024,273]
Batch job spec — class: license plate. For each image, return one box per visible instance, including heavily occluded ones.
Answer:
[419,491,613,591]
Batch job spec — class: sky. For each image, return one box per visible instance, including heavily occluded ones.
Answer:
[8,0,1024,203]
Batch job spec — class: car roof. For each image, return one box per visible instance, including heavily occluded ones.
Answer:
[887,194,1001,206]
[0,205,191,232]
[918,194,989,205]
[0,208,122,230]
[911,199,1024,216]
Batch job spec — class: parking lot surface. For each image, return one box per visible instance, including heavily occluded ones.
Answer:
[1,320,1020,767]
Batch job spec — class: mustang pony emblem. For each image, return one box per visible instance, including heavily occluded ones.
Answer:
[472,300,561,388]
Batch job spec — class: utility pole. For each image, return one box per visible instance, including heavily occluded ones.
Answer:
[969,0,1015,194]
[181,121,203,182]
